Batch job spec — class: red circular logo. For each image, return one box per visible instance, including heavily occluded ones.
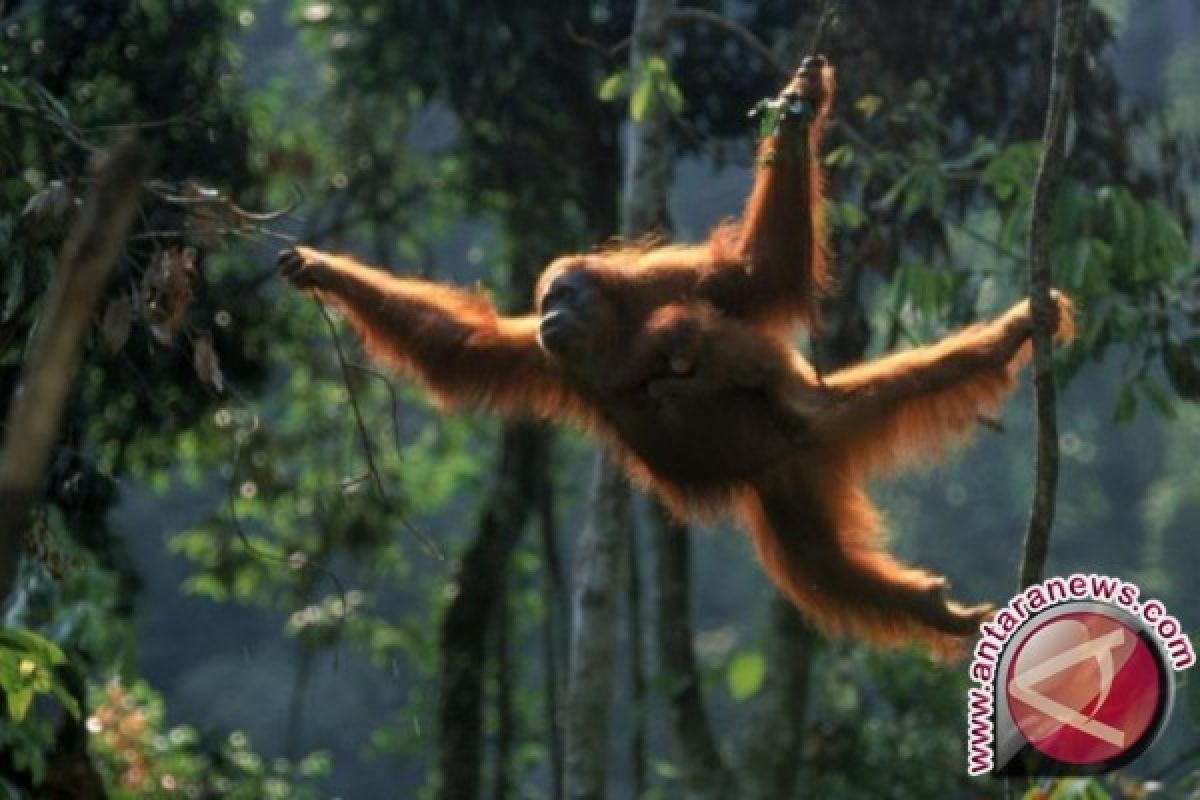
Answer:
[1005,611,1163,766]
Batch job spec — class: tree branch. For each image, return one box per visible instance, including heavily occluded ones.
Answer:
[0,136,145,603]
[1017,0,1087,589]
[666,9,788,75]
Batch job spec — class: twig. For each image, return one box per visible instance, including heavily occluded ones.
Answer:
[127,227,299,245]
[0,98,99,153]
[143,180,303,222]
[345,361,406,465]
[220,387,349,659]
[563,21,630,59]
[343,360,444,560]
[668,8,786,73]
[1017,0,1087,589]
[0,136,145,604]
[807,1,836,57]
[952,222,1026,263]
[315,301,384,497]
[315,302,443,559]
[566,8,792,75]
[77,106,202,133]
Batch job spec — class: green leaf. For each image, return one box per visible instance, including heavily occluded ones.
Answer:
[663,81,684,115]
[839,201,865,230]
[855,93,883,117]
[823,143,855,168]
[49,685,81,719]
[6,687,33,722]
[643,55,670,79]
[726,649,766,701]
[880,170,914,211]
[992,180,1015,202]
[758,105,783,139]
[0,629,68,667]
[630,77,652,122]
[182,573,230,601]
[596,71,627,102]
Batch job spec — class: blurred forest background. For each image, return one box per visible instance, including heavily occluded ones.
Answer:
[1,1,1199,798]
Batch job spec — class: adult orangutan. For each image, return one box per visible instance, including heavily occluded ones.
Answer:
[277,56,1074,654]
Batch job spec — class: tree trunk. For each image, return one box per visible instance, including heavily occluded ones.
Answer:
[738,596,818,800]
[537,475,568,800]
[564,455,632,800]
[563,3,675,795]
[0,136,144,602]
[492,568,514,800]
[438,423,549,799]
[626,519,647,797]
[651,502,732,798]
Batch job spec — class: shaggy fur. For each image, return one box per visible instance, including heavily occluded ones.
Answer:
[278,57,1073,656]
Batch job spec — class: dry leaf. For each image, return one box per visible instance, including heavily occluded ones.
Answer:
[186,210,227,249]
[141,246,196,345]
[181,183,230,248]
[193,335,224,393]
[21,180,76,239]
[21,180,74,222]
[99,295,133,355]
[183,182,221,201]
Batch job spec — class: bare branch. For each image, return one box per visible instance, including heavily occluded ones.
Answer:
[667,8,788,76]
[563,21,630,59]
[806,0,837,56]
[0,98,100,152]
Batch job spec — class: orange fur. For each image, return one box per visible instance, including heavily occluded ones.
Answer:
[729,60,835,329]
[593,292,1074,656]
[822,292,1075,477]
[735,293,1073,655]
[278,59,1078,657]
[301,248,587,424]
[533,60,835,335]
